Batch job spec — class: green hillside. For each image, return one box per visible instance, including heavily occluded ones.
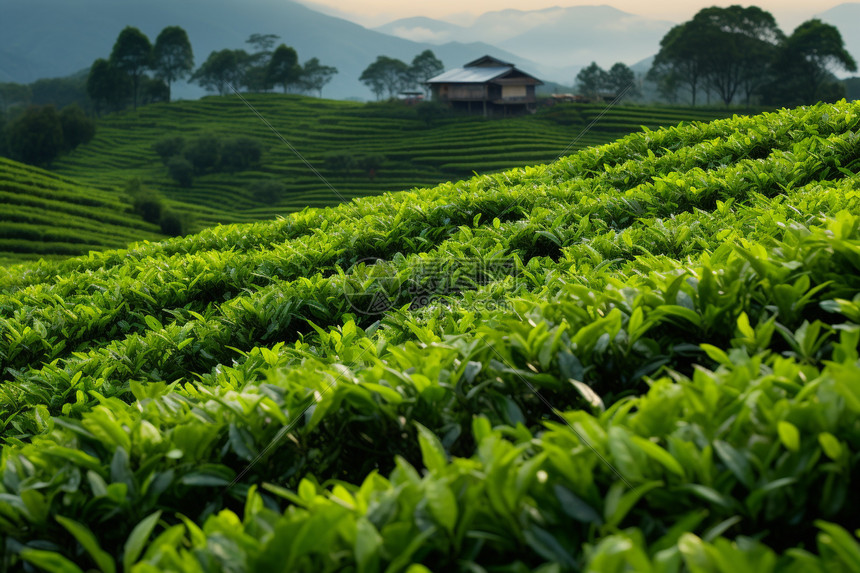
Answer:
[2,101,860,571]
[0,157,165,264]
[53,95,737,230]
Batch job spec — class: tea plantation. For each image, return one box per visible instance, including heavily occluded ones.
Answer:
[51,95,736,230]
[1,100,860,571]
[0,158,163,265]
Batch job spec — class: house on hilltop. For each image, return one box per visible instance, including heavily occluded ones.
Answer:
[425,55,543,117]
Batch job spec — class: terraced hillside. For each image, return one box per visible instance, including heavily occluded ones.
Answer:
[2,101,859,571]
[0,158,165,264]
[53,95,737,230]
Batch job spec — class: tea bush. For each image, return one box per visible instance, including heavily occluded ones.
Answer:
[1,100,860,572]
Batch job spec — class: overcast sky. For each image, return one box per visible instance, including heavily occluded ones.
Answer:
[301,0,840,30]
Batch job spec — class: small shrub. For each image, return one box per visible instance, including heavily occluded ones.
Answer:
[6,105,64,166]
[248,179,286,203]
[323,151,356,175]
[152,136,185,164]
[416,101,448,126]
[125,179,164,224]
[357,153,385,179]
[167,156,194,187]
[184,133,221,174]
[59,104,95,151]
[159,208,188,236]
[221,137,263,172]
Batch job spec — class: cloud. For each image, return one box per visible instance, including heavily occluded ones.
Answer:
[389,26,451,43]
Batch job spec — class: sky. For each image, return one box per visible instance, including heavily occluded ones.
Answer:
[300,0,839,30]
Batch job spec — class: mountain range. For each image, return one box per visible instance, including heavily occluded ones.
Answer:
[0,0,536,100]
[1,1,858,101]
[375,5,675,81]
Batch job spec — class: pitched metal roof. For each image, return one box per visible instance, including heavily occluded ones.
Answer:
[426,66,514,84]
[464,55,513,68]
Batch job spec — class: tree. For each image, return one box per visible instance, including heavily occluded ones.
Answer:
[324,151,356,175]
[267,44,301,94]
[246,33,280,55]
[575,62,608,98]
[655,71,682,104]
[244,34,280,92]
[152,26,194,102]
[192,50,248,95]
[152,136,185,163]
[410,50,444,97]
[110,26,152,110]
[87,58,130,115]
[141,77,170,105]
[249,179,286,203]
[770,19,857,104]
[648,20,712,105]
[693,6,784,105]
[167,156,194,187]
[220,137,263,171]
[416,101,448,126]
[183,133,221,173]
[648,6,785,106]
[298,58,338,97]
[59,104,95,151]
[31,77,90,111]
[6,105,64,166]
[0,83,31,115]
[360,56,412,100]
[0,114,7,158]
[605,63,640,100]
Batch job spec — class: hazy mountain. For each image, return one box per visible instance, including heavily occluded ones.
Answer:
[817,3,860,76]
[0,0,536,100]
[375,17,466,44]
[376,5,674,82]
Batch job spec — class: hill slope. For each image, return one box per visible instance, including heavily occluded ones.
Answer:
[0,157,164,263]
[51,94,738,231]
[1,101,859,571]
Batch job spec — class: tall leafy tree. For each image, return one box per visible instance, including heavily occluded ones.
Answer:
[110,26,152,110]
[360,56,412,100]
[605,63,640,100]
[246,33,280,55]
[152,26,194,102]
[648,19,712,105]
[298,58,338,97]
[575,62,609,98]
[649,6,784,106]
[245,34,280,92]
[87,58,130,115]
[267,44,300,93]
[192,50,248,95]
[694,6,784,105]
[410,50,444,96]
[774,19,857,104]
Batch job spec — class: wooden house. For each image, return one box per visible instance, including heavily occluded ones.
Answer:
[425,55,543,117]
